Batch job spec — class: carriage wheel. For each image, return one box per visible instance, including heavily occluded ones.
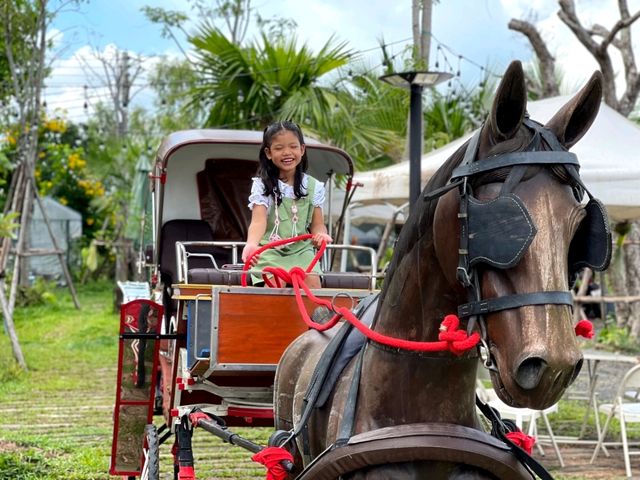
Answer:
[141,424,160,480]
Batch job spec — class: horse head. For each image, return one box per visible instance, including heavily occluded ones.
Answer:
[433,61,609,409]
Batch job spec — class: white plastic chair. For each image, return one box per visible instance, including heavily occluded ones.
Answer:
[590,364,640,478]
[476,381,564,467]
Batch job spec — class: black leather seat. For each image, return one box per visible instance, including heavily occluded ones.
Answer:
[159,220,232,319]
[321,272,371,290]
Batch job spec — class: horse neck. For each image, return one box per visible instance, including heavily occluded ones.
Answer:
[375,236,462,340]
[355,235,481,429]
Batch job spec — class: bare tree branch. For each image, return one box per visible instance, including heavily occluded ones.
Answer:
[558,0,619,109]
[508,18,559,97]
[590,24,624,50]
[601,2,640,50]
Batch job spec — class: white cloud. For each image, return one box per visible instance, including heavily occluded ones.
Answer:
[44,44,176,123]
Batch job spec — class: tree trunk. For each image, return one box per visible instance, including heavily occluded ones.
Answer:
[411,0,420,63]
[624,223,640,336]
[420,0,432,68]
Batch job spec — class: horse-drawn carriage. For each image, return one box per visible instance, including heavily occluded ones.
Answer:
[110,61,612,480]
[109,128,378,478]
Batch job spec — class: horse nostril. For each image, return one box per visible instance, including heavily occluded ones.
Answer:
[569,358,583,386]
[515,357,548,390]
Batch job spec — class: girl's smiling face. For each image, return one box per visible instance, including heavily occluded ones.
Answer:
[265,130,305,182]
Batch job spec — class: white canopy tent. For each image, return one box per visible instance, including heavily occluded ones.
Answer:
[347,96,640,222]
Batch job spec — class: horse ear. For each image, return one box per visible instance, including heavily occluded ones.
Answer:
[545,71,603,149]
[489,60,527,141]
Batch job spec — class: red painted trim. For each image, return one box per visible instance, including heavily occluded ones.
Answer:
[178,465,195,480]
[227,406,274,419]
[110,299,164,476]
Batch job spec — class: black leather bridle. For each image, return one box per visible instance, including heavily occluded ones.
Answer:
[425,117,611,369]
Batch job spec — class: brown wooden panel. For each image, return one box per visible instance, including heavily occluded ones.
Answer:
[216,292,354,365]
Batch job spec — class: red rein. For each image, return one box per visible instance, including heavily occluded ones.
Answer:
[242,235,593,353]
[242,235,479,355]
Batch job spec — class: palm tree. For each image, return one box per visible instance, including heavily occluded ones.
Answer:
[189,23,351,129]
[297,68,407,171]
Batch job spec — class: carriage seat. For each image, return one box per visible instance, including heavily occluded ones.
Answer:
[187,268,370,289]
[160,220,233,284]
[322,272,371,290]
[187,265,246,285]
[159,220,232,319]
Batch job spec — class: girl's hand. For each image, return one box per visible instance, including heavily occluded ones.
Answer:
[242,243,260,266]
[312,233,332,248]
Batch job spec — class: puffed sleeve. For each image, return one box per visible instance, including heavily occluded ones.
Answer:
[312,178,326,210]
[248,177,271,210]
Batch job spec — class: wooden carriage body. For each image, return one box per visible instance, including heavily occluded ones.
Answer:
[110,129,378,476]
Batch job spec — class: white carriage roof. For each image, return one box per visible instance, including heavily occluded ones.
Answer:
[155,129,353,181]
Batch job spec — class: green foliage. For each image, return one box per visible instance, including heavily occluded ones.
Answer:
[0,0,39,102]
[597,323,640,353]
[189,25,352,129]
[140,5,189,34]
[298,68,406,170]
[81,240,99,273]
[35,120,105,237]
[147,58,204,131]
[423,75,494,153]
[0,211,20,239]
[0,116,107,240]
[15,277,58,308]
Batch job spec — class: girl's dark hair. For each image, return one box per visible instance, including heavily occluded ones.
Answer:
[257,121,309,203]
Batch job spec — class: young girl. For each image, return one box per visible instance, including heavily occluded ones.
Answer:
[241,121,332,288]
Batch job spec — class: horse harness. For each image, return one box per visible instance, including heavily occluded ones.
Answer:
[427,117,611,371]
[279,119,611,479]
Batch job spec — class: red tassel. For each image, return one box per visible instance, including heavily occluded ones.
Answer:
[575,319,594,339]
[252,446,294,480]
[506,430,536,455]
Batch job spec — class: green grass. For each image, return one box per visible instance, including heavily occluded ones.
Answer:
[0,281,118,393]
[0,281,268,480]
[0,281,118,480]
[0,281,634,479]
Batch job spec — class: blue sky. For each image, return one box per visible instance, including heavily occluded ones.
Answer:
[46,0,625,122]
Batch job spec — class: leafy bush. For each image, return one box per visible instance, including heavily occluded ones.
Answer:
[15,277,58,308]
[596,323,640,353]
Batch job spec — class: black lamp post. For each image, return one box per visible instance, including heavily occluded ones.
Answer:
[379,70,453,210]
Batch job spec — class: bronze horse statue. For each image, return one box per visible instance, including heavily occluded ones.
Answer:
[274,61,610,479]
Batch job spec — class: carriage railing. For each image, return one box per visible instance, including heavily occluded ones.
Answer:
[174,241,382,290]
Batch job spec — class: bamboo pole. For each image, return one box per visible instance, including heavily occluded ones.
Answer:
[0,283,26,370]
[574,295,640,303]
[31,183,80,309]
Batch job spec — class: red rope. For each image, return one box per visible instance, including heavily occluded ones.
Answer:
[251,447,294,480]
[290,272,479,354]
[242,236,479,355]
[241,234,324,287]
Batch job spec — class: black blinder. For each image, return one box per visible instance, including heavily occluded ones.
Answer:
[467,193,537,269]
[568,198,612,276]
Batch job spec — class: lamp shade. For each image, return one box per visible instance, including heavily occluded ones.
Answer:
[379,70,452,88]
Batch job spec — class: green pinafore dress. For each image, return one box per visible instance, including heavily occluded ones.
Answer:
[252,177,322,285]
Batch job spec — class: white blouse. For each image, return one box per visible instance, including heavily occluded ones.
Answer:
[248,174,326,212]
